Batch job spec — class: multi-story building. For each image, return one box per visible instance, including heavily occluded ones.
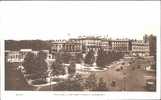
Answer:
[5,49,54,63]
[131,40,150,56]
[50,36,151,57]
[51,40,81,53]
[62,42,82,52]
[5,51,23,63]
[100,39,110,51]
[109,39,131,54]
[70,36,110,53]
[51,40,66,53]
[78,36,102,52]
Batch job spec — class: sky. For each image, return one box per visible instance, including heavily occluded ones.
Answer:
[0,1,160,40]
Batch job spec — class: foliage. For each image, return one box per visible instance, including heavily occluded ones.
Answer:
[84,50,95,65]
[22,51,48,80]
[96,77,108,91]
[84,73,97,90]
[97,50,124,68]
[68,62,76,75]
[34,51,48,80]
[75,53,83,63]
[61,52,72,64]
[53,74,83,91]
[96,49,107,68]
[5,40,51,51]
[51,59,65,76]
[22,52,36,74]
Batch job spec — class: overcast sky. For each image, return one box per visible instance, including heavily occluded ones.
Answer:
[0,1,160,40]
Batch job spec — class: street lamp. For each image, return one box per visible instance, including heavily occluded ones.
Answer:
[123,72,126,91]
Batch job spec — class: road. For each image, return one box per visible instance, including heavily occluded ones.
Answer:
[94,57,156,91]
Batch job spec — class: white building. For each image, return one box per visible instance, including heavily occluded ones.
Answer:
[131,40,150,56]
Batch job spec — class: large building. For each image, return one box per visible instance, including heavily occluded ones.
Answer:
[69,36,109,53]
[50,36,151,57]
[51,40,66,53]
[109,39,132,54]
[131,40,150,56]
[51,40,82,53]
[5,49,54,63]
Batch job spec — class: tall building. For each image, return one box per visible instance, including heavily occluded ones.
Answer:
[109,39,131,54]
[49,35,152,57]
[148,35,156,57]
[51,39,81,53]
[51,40,66,53]
[131,40,150,56]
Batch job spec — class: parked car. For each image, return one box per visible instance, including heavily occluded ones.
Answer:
[116,68,120,71]
[111,80,116,87]
[145,79,156,91]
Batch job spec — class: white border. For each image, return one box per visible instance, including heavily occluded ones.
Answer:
[0,1,160,100]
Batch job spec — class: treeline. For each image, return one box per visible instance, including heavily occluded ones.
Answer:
[5,40,52,51]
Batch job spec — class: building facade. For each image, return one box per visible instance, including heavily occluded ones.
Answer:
[109,39,131,54]
[51,40,81,53]
[131,40,150,56]
[5,49,54,63]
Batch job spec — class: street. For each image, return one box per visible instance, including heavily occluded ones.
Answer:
[94,57,156,91]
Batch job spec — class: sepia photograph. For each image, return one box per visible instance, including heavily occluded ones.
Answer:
[0,1,160,100]
[5,34,156,91]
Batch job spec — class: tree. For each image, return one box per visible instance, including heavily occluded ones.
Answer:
[61,52,72,63]
[96,78,108,91]
[34,51,48,81]
[53,76,83,91]
[148,34,156,61]
[22,51,48,81]
[84,50,95,65]
[68,62,76,75]
[5,40,51,51]
[75,53,83,63]
[51,59,65,76]
[85,73,97,90]
[96,49,107,68]
[22,52,36,74]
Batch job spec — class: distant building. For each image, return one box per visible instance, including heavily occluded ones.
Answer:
[5,51,23,63]
[131,40,149,56]
[51,40,66,53]
[50,36,151,57]
[19,49,33,59]
[63,42,82,52]
[109,39,131,54]
[147,35,156,57]
[5,49,54,63]
[100,39,110,51]
[70,36,109,53]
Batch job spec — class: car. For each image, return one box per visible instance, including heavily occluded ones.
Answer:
[145,79,156,91]
[111,80,116,87]
[120,66,123,70]
[137,65,141,69]
[116,68,120,71]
